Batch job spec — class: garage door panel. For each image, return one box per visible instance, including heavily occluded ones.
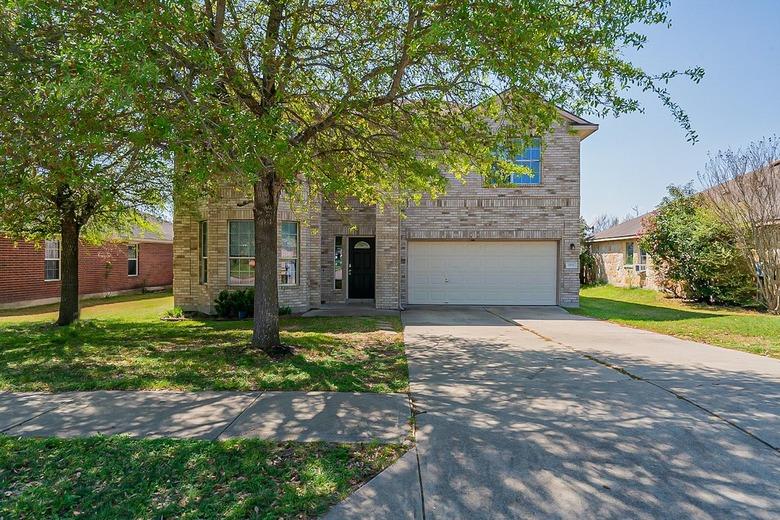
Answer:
[408,241,557,305]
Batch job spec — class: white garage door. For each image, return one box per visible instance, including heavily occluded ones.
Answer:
[408,241,558,305]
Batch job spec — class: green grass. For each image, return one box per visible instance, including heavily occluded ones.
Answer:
[0,436,405,519]
[570,285,780,358]
[0,292,408,393]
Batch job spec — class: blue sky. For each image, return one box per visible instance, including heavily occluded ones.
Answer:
[580,0,780,223]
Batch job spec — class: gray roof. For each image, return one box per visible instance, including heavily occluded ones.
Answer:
[126,218,173,243]
[592,213,652,242]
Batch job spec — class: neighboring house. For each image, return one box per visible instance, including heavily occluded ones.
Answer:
[590,213,662,290]
[173,110,598,314]
[0,221,173,309]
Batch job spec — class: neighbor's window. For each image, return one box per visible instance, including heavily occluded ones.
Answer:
[128,244,139,276]
[334,236,343,290]
[639,246,648,266]
[625,242,635,265]
[228,220,254,286]
[198,221,208,284]
[280,221,298,286]
[44,239,60,281]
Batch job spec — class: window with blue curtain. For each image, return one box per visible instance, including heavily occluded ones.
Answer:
[509,138,542,185]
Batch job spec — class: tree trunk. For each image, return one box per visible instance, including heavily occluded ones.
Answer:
[57,217,81,326]
[252,174,287,354]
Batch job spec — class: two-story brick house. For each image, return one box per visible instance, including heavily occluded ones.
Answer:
[173,110,597,313]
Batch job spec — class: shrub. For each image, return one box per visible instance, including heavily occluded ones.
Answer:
[642,184,757,306]
[214,289,292,318]
[160,306,185,320]
[214,289,252,319]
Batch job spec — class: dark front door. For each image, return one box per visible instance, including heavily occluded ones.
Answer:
[348,238,375,299]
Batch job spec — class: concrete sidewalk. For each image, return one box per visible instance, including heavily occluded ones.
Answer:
[0,390,411,443]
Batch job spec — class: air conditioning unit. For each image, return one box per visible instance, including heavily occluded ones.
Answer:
[635,264,647,273]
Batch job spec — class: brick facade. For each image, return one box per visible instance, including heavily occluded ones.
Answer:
[174,116,594,313]
[174,185,319,314]
[0,236,173,308]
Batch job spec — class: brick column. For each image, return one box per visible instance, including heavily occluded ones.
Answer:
[308,195,322,309]
[375,204,400,309]
[172,204,194,310]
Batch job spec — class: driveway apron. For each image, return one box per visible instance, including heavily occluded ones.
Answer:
[403,306,780,520]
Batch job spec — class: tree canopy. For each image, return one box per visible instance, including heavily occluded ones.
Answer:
[0,1,172,324]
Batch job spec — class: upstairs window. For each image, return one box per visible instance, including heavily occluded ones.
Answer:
[509,138,542,184]
[489,138,542,186]
[44,239,60,281]
[128,244,138,276]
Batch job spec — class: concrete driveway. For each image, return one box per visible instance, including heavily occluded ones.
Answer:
[333,306,779,519]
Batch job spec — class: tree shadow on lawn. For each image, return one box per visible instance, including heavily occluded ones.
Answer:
[0,316,407,393]
[578,296,724,322]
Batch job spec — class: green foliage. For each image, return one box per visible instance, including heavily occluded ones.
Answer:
[214,289,254,319]
[213,289,292,318]
[161,306,185,320]
[143,0,704,210]
[0,1,171,242]
[579,217,597,284]
[642,185,757,306]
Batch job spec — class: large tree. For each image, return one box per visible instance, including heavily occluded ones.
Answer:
[143,0,701,354]
[700,138,780,313]
[0,2,170,325]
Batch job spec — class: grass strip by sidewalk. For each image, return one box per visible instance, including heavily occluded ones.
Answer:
[0,436,405,519]
[570,285,780,358]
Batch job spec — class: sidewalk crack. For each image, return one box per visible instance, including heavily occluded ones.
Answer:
[407,392,427,520]
[213,391,263,441]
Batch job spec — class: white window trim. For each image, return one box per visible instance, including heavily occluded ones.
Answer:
[227,220,254,286]
[508,137,543,186]
[44,239,61,282]
[128,244,139,277]
[280,221,299,286]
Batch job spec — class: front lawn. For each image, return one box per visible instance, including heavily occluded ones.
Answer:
[0,436,404,519]
[570,285,780,358]
[0,293,408,393]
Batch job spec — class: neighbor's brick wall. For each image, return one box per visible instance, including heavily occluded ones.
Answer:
[174,184,318,314]
[0,236,172,306]
[399,122,583,307]
[592,239,662,290]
